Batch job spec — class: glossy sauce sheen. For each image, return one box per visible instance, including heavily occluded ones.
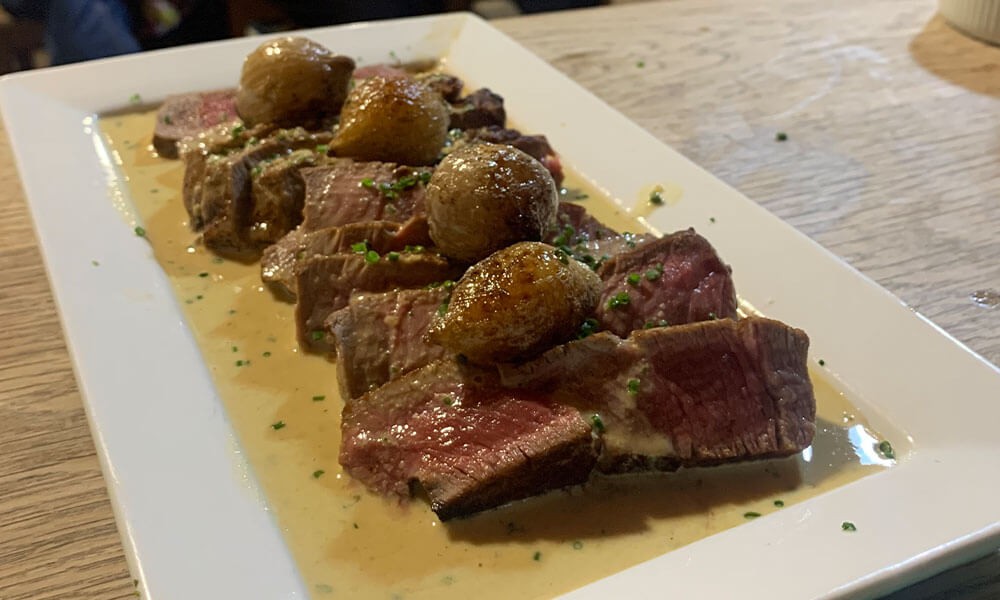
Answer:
[101,111,892,600]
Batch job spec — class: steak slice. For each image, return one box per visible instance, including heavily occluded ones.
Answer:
[153,89,239,159]
[247,148,335,250]
[179,121,274,226]
[448,88,506,131]
[328,288,450,399]
[295,249,462,352]
[262,220,432,299]
[500,317,815,473]
[189,129,334,259]
[465,126,563,185]
[339,359,598,520]
[594,229,738,337]
[301,161,430,230]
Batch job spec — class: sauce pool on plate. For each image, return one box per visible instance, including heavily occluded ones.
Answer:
[100,109,893,600]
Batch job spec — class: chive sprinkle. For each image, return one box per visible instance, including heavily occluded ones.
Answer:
[364,250,379,264]
[775,131,788,142]
[818,358,826,366]
[134,226,146,237]
[312,469,325,478]
[842,521,857,532]
[271,421,286,430]
[533,551,542,561]
[626,378,640,395]
[311,330,325,341]
[649,190,664,205]
[744,511,761,519]
[607,291,631,309]
[878,440,895,459]
[590,414,606,433]
[312,395,325,402]
[774,500,785,507]
[387,251,400,262]
[626,273,641,286]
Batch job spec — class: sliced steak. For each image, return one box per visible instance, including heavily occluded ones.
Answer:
[464,126,562,185]
[187,128,333,259]
[416,72,464,102]
[448,88,506,130]
[179,121,274,226]
[301,161,430,230]
[262,220,431,298]
[547,202,620,245]
[328,288,450,399]
[295,249,462,352]
[500,317,816,473]
[153,89,239,159]
[594,229,738,336]
[248,148,334,250]
[340,359,598,520]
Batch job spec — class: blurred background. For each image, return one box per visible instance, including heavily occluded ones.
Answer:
[0,0,645,74]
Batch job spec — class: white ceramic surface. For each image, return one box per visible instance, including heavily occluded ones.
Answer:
[1,13,998,600]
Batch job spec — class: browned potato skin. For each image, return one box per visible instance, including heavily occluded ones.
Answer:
[236,37,355,128]
[426,143,558,264]
[428,242,601,364]
[331,76,449,166]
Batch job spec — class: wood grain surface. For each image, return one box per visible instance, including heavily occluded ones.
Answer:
[1,0,997,598]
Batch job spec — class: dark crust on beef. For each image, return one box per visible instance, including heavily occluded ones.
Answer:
[448,88,506,131]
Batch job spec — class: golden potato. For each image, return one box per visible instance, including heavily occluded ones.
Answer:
[236,37,355,127]
[427,242,601,364]
[331,76,449,166]
[426,143,558,263]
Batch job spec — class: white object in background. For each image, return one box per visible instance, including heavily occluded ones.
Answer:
[940,0,1000,44]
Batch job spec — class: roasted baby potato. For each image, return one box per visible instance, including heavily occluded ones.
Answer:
[331,76,449,166]
[428,241,601,364]
[236,37,355,128]
[426,142,558,263]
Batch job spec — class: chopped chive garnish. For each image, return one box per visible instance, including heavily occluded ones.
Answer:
[626,273,641,286]
[878,440,895,459]
[744,511,761,519]
[310,330,325,341]
[607,291,631,309]
[774,499,785,507]
[649,190,664,205]
[626,379,640,395]
[387,251,400,262]
[842,521,857,532]
[134,226,146,237]
[590,414,606,433]
[312,395,325,402]
[533,551,542,561]
[775,131,788,142]
[364,250,379,264]
[312,469,325,478]
[271,421,285,430]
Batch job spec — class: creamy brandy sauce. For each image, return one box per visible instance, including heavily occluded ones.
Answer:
[101,111,893,600]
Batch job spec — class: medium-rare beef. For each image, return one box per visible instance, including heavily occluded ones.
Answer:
[262,220,434,299]
[448,88,506,130]
[248,148,332,249]
[295,249,463,352]
[594,229,738,337]
[547,202,620,246]
[153,90,240,159]
[328,288,450,398]
[339,359,598,520]
[300,161,430,231]
[501,317,815,473]
[186,128,334,258]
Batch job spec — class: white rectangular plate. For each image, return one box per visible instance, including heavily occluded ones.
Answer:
[2,13,999,600]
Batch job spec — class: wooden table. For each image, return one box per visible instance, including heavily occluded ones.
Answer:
[1,0,998,597]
